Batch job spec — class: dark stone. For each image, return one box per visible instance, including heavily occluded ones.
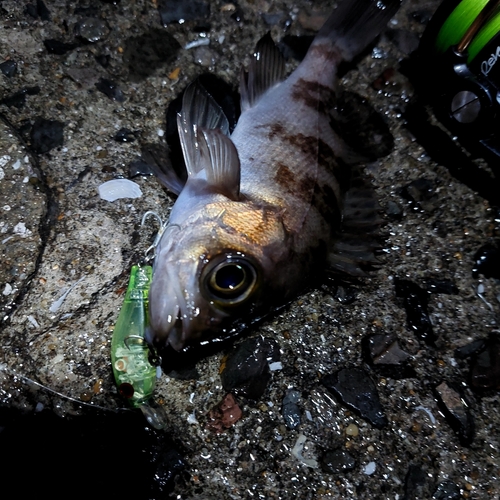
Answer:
[25,3,38,18]
[433,480,461,499]
[434,381,475,446]
[362,334,415,379]
[36,0,50,20]
[399,178,437,212]
[123,29,181,80]
[454,338,487,360]
[425,279,458,295]
[386,200,403,219]
[281,389,301,429]
[322,367,388,429]
[404,464,432,500]
[472,242,500,279]
[320,448,356,473]
[95,78,124,101]
[395,278,436,345]
[470,334,500,391]
[129,159,153,178]
[0,89,27,107]
[43,39,78,55]
[95,53,110,68]
[157,0,210,26]
[74,17,110,43]
[25,0,50,20]
[30,117,64,153]
[333,285,357,305]
[114,128,136,143]
[261,12,288,27]
[220,336,280,400]
[0,60,17,77]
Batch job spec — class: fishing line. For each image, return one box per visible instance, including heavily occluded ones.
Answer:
[0,364,127,413]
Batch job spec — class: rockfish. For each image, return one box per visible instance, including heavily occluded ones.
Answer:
[147,0,400,351]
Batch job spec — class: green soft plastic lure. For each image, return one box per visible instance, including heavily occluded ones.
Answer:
[111,265,157,407]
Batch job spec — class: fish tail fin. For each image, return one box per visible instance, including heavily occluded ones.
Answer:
[315,0,401,61]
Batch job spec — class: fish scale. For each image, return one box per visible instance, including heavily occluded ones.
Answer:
[147,0,401,351]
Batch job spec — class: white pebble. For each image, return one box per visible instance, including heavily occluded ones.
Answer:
[269,361,282,371]
[98,179,142,202]
[0,155,11,167]
[27,315,40,328]
[2,283,13,296]
[364,461,376,475]
[13,159,21,170]
[184,38,210,50]
[291,434,318,469]
[187,411,198,425]
[0,167,4,180]
[14,222,31,236]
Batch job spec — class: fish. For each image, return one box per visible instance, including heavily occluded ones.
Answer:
[146,0,401,351]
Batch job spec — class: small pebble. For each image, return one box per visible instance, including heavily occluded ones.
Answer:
[345,423,359,437]
[95,78,125,101]
[74,17,110,43]
[0,60,17,77]
[363,461,376,475]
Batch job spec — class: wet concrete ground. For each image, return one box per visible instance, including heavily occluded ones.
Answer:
[1,0,499,498]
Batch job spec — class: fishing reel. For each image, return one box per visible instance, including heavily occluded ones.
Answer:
[418,0,500,165]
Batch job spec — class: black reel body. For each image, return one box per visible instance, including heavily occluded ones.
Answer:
[418,0,500,166]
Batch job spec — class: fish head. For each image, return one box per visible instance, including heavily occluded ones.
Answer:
[147,201,291,351]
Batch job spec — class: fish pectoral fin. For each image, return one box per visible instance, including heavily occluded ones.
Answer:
[141,143,187,196]
[198,128,241,201]
[328,175,382,276]
[240,32,286,112]
[177,80,230,177]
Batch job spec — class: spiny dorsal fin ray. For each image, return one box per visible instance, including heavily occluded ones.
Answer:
[198,128,241,201]
[240,32,286,111]
[177,80,230,177]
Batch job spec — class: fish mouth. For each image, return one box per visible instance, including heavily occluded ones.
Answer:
[162,311,228,351]
[147,257,230,351]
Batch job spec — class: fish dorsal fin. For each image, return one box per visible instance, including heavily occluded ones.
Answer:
[177,80,230,176]
[198,128,241,201]
[240,33,286,112]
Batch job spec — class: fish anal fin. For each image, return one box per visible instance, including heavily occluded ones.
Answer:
[240,32,286,111]
[199,128,241,201]
[177,80,230,177]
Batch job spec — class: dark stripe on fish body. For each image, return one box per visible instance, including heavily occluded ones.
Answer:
[274,162,316,200]
[291,78,336,115]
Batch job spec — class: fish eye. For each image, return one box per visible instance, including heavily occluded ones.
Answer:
[202,254,258,305]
